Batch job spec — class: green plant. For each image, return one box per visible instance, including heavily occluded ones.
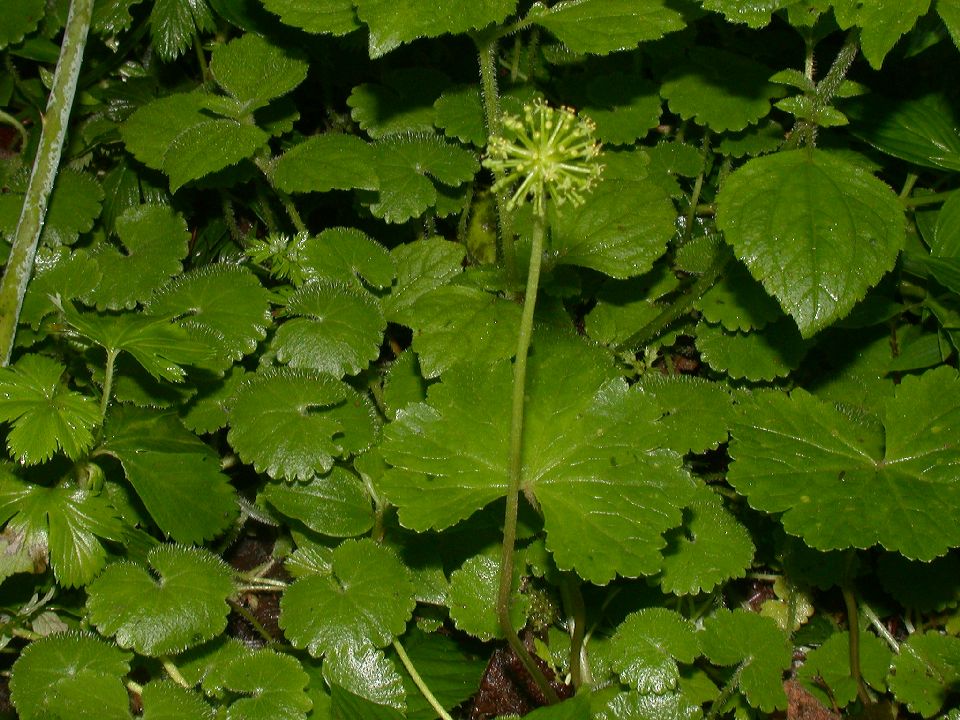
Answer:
[2,1,960,719]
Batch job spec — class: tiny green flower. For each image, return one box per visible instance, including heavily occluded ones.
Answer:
[483,99,603,215]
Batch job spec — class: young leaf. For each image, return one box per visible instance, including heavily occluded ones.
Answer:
[530,0,687,54]
[660,48,780,132]
[273,281,386,376]
[150,0,215,61]
[227,369,379,481]
[85,204,189,310]
[280,538,416,656]
[381,332,695,584]
[601,608,699,694]
[0,354,99,465]
[9,634,131,720]
[260,0,361,35]
[729,366,960,560]
[260,466,374,537]
[141,681,213,720]
[351,0,516,57]
[888,632,960,717]
[145,264,273,368]
[87,544,234,656]
[210,33,308,110]
[700,609,792,713]
[716,149,905,337]
[272,134,380,194]
[0,466,126,587]
[97,406,238,543]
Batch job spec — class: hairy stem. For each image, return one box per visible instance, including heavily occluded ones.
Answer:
[393,639,456,720]
[497,210,559,704]
[228,597,279,647]
[254,156,307,234]
[706,663,744,720]
[99,348,119,423]
[842,586,873,706]
[0,0,94,366]
[682,131,712,245]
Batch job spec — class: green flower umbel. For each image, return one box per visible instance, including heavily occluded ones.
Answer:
[483,100,603,215]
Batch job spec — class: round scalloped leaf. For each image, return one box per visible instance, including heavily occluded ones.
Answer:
[10,634,131,720]
[348,68,449,139]
[280,538,415,656]
[696,319,808,381]
[602,608,699,694]
[86,204,190,310]
[273,134,379,194]
[380,332,695,584]
[210,33,307,109]
[0,354,100,465]
[531,0,686,54]
[220,650,312,720]
[877,553,960,612]
[889,632,960,717]
[260,467,373,537]
[0,0,43,48]
[660,48,779,132]
[324,640,406,711]
[729,366,960,560]
[299,227,396,289]
[700,609,791,713]
[260,0,360,34]
[383,238,465,322]
[141,682,213,720]
[634,375,734,454]
[0,467,125,587]
[368,134,479,224]
[273,281,386,376]
[228,369,379,481]
[797,631,891,709]
[181,366,248,434]
[446,553,529,641]
[658,487,754,595]
[353,0,516,58]
[696,260,783,332]
[547,178,676,279]
[0,168,104,248]
[20,247,101,328]
[145,264,272,367]
[716,149,905,337]
[87,544,233,656]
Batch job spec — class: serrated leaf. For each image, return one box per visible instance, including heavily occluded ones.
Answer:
[180,366,247,434]
[260,0,360,34]
[220,650,312,720]
[150,0,215,60]
[545,178,675,279]
[381,332,695,584]
[396,629,487,720]
[210,33,307,110]
[348,68,449,138]
[700,609,792,712]
[145,264,272,368]
[0,354,100,464]
[696,319,808,381]
[261,467,373,537]
[227,369,379,481]
[383,238,465,321]
[834,0,931,69]
[141,681,212,720]
[728,366,960,559]
[447,553,529,640]
[92,0,143,36]
[0,168,103,247]
[97,406,238,543]
[658,486,754,595]
[352,0,516,58]
[298,227,396,289]
[696,260,783,332]
[797,632,891,708]
[399,284,522,379]
[0,0,44,49]
[434,86,486,146]
[368,134,479,223]
[603,608,699,694]
[531,0,686,54]
[847,94,960,172]
[660,48,779,132]
[325,641,407,710]
[280,538,416,656]
[20,247,101,328]
[0,466,125,587]
[85,204,189,310]
[88,544,233,656]
[273,134,380,194]
[10,634,131,720]
[932,191,960,258]
[888,632,960,717]
[273,281,386,376]
[716,149,905,337]
[700,0,799,27]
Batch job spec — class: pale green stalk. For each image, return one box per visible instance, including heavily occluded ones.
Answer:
[0,0,95,365]
[393,639,456,720]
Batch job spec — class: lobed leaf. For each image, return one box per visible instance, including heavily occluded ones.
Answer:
[150,0,215,61]
[383,237,465,322]
[797,631,891,708]
[298,227,396,289]
[348,68,449,139]
[601,608,699,694]
[695,319,808,381]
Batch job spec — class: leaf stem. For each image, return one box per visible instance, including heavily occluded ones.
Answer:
[497,209,559,704]
[841,585,873,706]
[682,131,712,245]
[0,0,95,366]
[860,601,900,653]
[559,572,587,689]
[0,110,28,154]
[228,597,280,647]
[902,190,956,208]
[100,348,119,422]
[253,156,307,234]
[705,662,744,720]
[393,639,455,720]
[160,656,191,689]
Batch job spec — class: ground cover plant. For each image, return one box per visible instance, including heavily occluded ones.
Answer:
[1,0,960,718]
